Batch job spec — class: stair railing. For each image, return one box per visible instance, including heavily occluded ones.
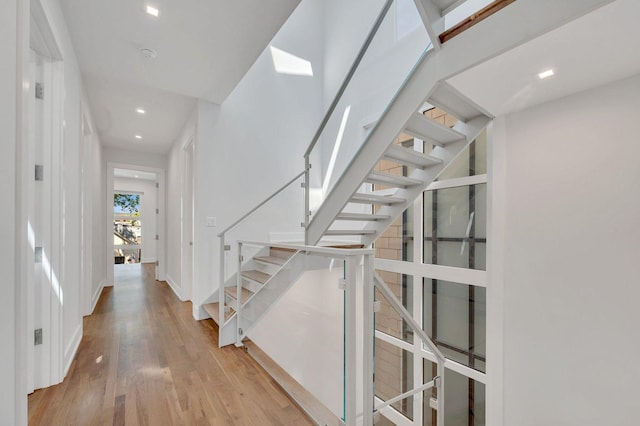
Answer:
[374,272,446,426]
[217,170,305,326]
[303,0,394,243]
[302,0,433,245]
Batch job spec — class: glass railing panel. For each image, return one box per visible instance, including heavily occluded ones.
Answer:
[220,173,305,285]
[307,0,431,217]
[238,249,351,421]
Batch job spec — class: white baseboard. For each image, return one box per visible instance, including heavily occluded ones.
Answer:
[90,280,105,314]
[165,274,186,301]
[63,324,82,378]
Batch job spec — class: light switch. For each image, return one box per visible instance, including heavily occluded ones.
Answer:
[206,216,216,227]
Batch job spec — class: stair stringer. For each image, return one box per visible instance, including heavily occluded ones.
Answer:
[360,115,491,246]
[218,314,238,348]
[307,0,614,246]
[238,252,330,343]
[306,48,441,245]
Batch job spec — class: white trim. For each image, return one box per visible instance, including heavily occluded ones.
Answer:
[30,0,63,60]
[376,330,488,385]
[165,274,186,301]
[375,258,487,287]
[63,324,82,378]
[426,173,487,191]
[107,162,166,284]
[374,397,413,426]
[376,330,414,353]
[486,119,505,425]
[443,357,486,384]
[90,280,105,314]
[180,139,194,301]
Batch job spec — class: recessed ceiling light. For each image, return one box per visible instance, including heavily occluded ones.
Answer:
[538,69,555,80]
[133,175,139,178]
[136,108,146,114]
[135,135,142,140]
[145,5,159,17]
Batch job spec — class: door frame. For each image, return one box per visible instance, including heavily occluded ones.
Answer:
[25,0,65,392]
[181,137,195,301]
[106,162,166,285]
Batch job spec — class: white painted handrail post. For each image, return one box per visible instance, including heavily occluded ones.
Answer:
[218,236,226,331]
[344,256,357,426]
[362,253,375,425]
[437,362,445,426]
[236,241,243,347]
[304,156,310,245]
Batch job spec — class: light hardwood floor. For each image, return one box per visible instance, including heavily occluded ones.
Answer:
[28,264,313,425]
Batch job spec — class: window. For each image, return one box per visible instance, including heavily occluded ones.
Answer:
[113,193,142,264]
[374,109,488,425]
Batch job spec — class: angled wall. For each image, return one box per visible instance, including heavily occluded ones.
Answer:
[490,74,640,426]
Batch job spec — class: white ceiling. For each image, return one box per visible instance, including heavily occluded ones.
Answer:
[448,0,640,117]
[60,0,301,153]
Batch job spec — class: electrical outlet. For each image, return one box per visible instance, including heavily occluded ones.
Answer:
[206,217,216,227]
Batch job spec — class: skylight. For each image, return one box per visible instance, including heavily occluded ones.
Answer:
[270,46,313,77]
[538,69,555,79]
[145,5,159,17]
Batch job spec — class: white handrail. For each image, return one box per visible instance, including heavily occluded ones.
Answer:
[217,170,305,238]
[374,271,446,426]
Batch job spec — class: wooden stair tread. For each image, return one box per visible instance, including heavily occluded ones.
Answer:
[224,286,253,304]
[202,302,235,324]
[241,269,271,284]
[439,0,517,44]
[254,255,287,266]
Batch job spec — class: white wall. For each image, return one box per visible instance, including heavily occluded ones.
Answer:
[104,147,167,170]
[315,0,428,203]
[192,0,325,313]
[490,74,640,426]
[90,133,106,311]
[114,177,158,263]
[249,267,346,416]
[40,0,106,379]
[1,0,27,423]
[165,107,196,298]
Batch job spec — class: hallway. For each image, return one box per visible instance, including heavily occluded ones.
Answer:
[28,264,312,425]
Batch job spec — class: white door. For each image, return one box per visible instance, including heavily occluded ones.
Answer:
[27,49,61,392]
[182,141,195,299]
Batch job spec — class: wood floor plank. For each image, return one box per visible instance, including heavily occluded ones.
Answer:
[28,263,313,426]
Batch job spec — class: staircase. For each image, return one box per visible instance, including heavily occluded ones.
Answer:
[204,244,333,346]
[308,81,492,246]
[199,0,613,423]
